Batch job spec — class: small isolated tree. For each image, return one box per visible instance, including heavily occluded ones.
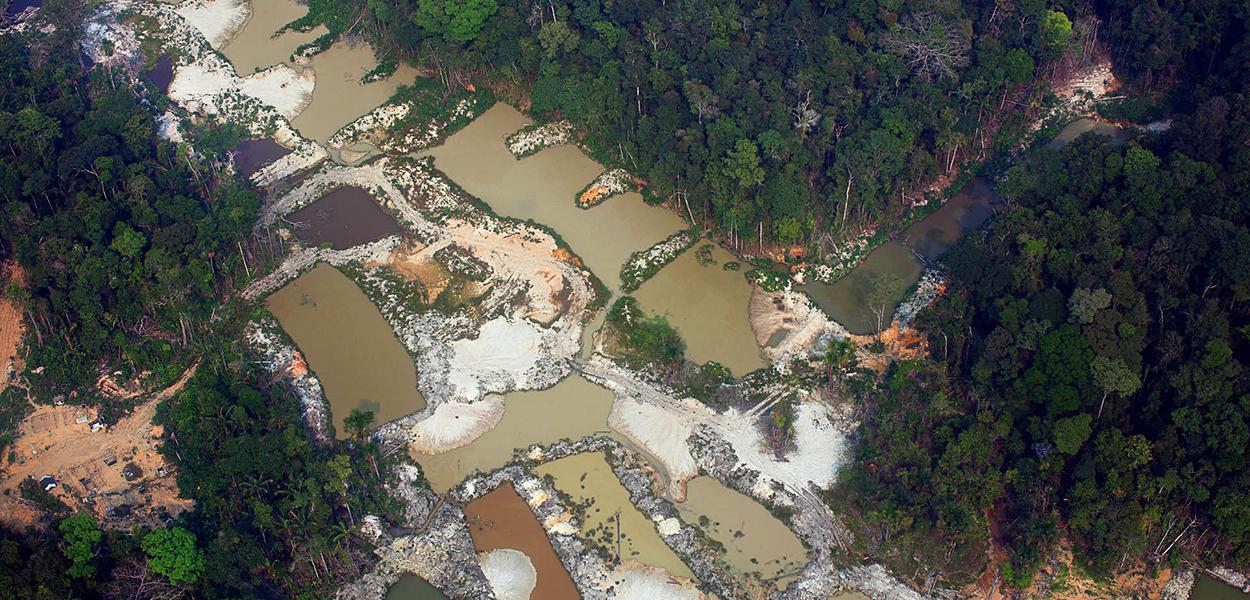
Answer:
[344,408,375,441]
[867,272,905,334]
[822,338,859,385]
[1038,10,1073,57]
[141,527,204,586]
[59,512,103,579]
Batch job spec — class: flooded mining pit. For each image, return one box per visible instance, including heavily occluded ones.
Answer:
[534,451,695,581]
[264,263,424,437]
[285,185,405,250]
[462,482,581,600]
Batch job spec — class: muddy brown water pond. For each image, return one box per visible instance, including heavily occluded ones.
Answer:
[285,186,403,250]
[463,483,581,600]
[798,241,926,335]
[535,451,695,580]
[290,42,419,144]
[413,375,613,493]
[230,138,290,178]
[633,243,766,375]
[425,103,686,294]
[221,0,327,75]
[1192,574,1250,599]
[385,575,449,600]
[265,264,424,437]
[677,476,807,588]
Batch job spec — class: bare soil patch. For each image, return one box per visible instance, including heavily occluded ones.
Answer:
[0,363,198,529]
[0,261,26,392]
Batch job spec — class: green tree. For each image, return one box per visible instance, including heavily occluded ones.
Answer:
[58,513,102,579]
[343,408,375,441]
[1038,10,1073,54]
[1089,356,1140,418]
[1068,288,1111,324]
[141,527,204,585]
[414,0,498,44]
[1053,413,1093,455]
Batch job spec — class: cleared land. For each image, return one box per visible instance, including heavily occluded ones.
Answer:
[0,364,197,529]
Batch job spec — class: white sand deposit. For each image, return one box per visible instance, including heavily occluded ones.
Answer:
[600,562,706,600]
[447,318,543,400]
[407,398,506,455]
[479,549,538,600]
[174,0,249,49]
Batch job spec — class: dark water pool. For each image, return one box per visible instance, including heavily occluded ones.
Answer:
[386,575,449,600]
[143,55,173,94]
[286,186,404,250]
[3,0,42,19]
[231,138,291,178]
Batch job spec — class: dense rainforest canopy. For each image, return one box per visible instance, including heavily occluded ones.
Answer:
[0,20,258,428]
[837,1,1250,585]
[0,0,1247,598]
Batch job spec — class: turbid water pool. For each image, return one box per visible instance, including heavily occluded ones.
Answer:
[425,103,685,294]
[633,243,765,375]
[231,138,290,178]
[463,483,581,600]
[798,241,925,335]
[535,451,694,580]
[1048,117,1131,149]
[265,264,424,437]
[1191,574,1250,599]
[290,42,419,143]
[285,186,404,250]
[677,476,808,587]
[221,0,326,75]
[413,375,614,493]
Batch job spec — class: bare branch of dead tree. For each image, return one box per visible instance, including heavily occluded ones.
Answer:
[882,12,971,80]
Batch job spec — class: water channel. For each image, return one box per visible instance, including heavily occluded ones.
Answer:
[265,263,424,437]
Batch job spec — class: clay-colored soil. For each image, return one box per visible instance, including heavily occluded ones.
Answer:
[462,483,581,600]
[0,363,198,529]
[0,262,26,392]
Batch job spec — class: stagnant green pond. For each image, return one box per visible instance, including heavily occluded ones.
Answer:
[386,575,449,600]
[1191,574,1250,599]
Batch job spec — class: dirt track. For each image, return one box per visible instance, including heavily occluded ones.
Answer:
[0,262,25,392]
